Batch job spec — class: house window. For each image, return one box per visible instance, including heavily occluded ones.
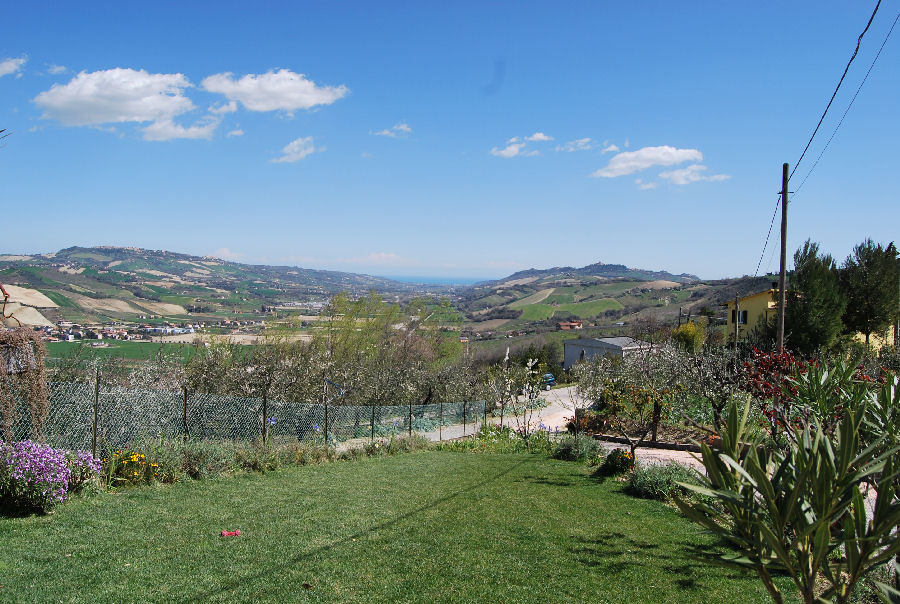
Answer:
[731,310,748,325]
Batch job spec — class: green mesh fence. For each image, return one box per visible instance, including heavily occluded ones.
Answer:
[7,381,485,451]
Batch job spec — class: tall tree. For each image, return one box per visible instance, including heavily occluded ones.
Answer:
[784,240,846,355]
[841,239,899,345]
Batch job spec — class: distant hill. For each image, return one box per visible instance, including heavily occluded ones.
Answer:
[458,260,775,333]
[486,262,700,286]
[0,246,450,326]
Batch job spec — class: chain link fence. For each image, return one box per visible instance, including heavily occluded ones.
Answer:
[5,381,486,453]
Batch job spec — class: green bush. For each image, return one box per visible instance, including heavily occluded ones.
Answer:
[625,462,698,501]
[598,448,634,476]
[551,436,600,462]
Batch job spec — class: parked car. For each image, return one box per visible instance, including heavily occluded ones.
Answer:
[542,373,556,390]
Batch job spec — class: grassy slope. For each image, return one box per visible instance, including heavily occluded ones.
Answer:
[0,453,785,603]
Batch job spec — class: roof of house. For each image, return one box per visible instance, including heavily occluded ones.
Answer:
[722,287,778,308]
[563,336,651,350]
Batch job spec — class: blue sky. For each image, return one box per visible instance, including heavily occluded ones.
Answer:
[1,2,898,280]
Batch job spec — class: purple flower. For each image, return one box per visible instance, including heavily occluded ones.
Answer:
[267,416,277,426]
[0,440,73,512]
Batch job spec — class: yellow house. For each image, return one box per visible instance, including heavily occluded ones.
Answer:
[722,284,778,342]
[722,285,898,348]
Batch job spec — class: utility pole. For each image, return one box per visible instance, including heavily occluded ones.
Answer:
[777,163,789,351]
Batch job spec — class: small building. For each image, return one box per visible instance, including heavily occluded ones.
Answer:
[563,337,653,370]
[557,320,583,331]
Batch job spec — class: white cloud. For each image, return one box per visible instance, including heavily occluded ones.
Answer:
[33,68,219,140]
[556,137,593,152]
[47,64,66,75]
[490,141,527,158]
[0,57,27,78]
[592,145,703,178]
[635,178,658,190]
[209,100,237,115]
[601,144,619,154]
[526,132,553,142]
[658,164,731,185]
[201,69,348,114]
[143,117,220,141]
[272,136,321,163]
[226,129,244,137]
[371,122,412,137]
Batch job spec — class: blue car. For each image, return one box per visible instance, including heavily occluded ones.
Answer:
[542,373,556,390]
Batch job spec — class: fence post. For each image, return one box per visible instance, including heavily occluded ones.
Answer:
[408,400,412,437]
[370,403,375,443]
[323,399,329,445]
[92,366,101,459]
[262,393,268,445]
[463,401,467,436]
[182,386,189,442]
[439,401,443,441]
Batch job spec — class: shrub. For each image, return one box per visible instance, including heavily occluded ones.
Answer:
[625,462,697,501]
[564,411,608,435]
[0,440,71,514]
[551,436,600,462]
[103,447,159,487]
[65,450,102,494]
[179,440,234,479]
[599,448,634,476]
[234,443,281,473]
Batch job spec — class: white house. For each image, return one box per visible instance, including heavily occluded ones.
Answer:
[563,337,653,370]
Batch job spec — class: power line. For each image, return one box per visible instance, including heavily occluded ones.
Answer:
[789,0,882,181]
[793,8,899,197]
[754,195,781,277]
[754,0,884,276]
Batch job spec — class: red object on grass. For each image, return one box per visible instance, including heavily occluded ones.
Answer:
[220,529,241,537]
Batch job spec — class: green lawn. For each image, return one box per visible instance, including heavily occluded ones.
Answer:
[46,340,195,361]
[0,452,785,603]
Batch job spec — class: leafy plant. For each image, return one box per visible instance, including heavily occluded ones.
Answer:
[625,462,697,501]
[551,435,600,462]
[675,396,900,604]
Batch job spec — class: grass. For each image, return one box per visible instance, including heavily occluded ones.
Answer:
[520,303,556,321]
[0,452,786,603]
[555,298,624,317]
[46,340,195,361]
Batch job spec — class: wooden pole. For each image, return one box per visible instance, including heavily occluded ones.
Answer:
[777,162,789,351]
[733,296,740,361]
[92,366,101,458]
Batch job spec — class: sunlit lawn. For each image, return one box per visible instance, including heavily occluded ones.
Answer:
[0,452,786,603]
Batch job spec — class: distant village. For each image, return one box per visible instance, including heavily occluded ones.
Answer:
[33,317,267,344]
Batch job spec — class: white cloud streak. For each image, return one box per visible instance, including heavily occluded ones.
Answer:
[601,144,619,154]
[555,137,593,152]
[371,122,412,137]
[47,64,66,75]
[592,145,703,178]
[272,136,321,163]
[201,69,348,114]
[658,164,731,185]
[0,56,27,77]
[526,132,553,142]
[635,178,658,190]
[226,129,244,137]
